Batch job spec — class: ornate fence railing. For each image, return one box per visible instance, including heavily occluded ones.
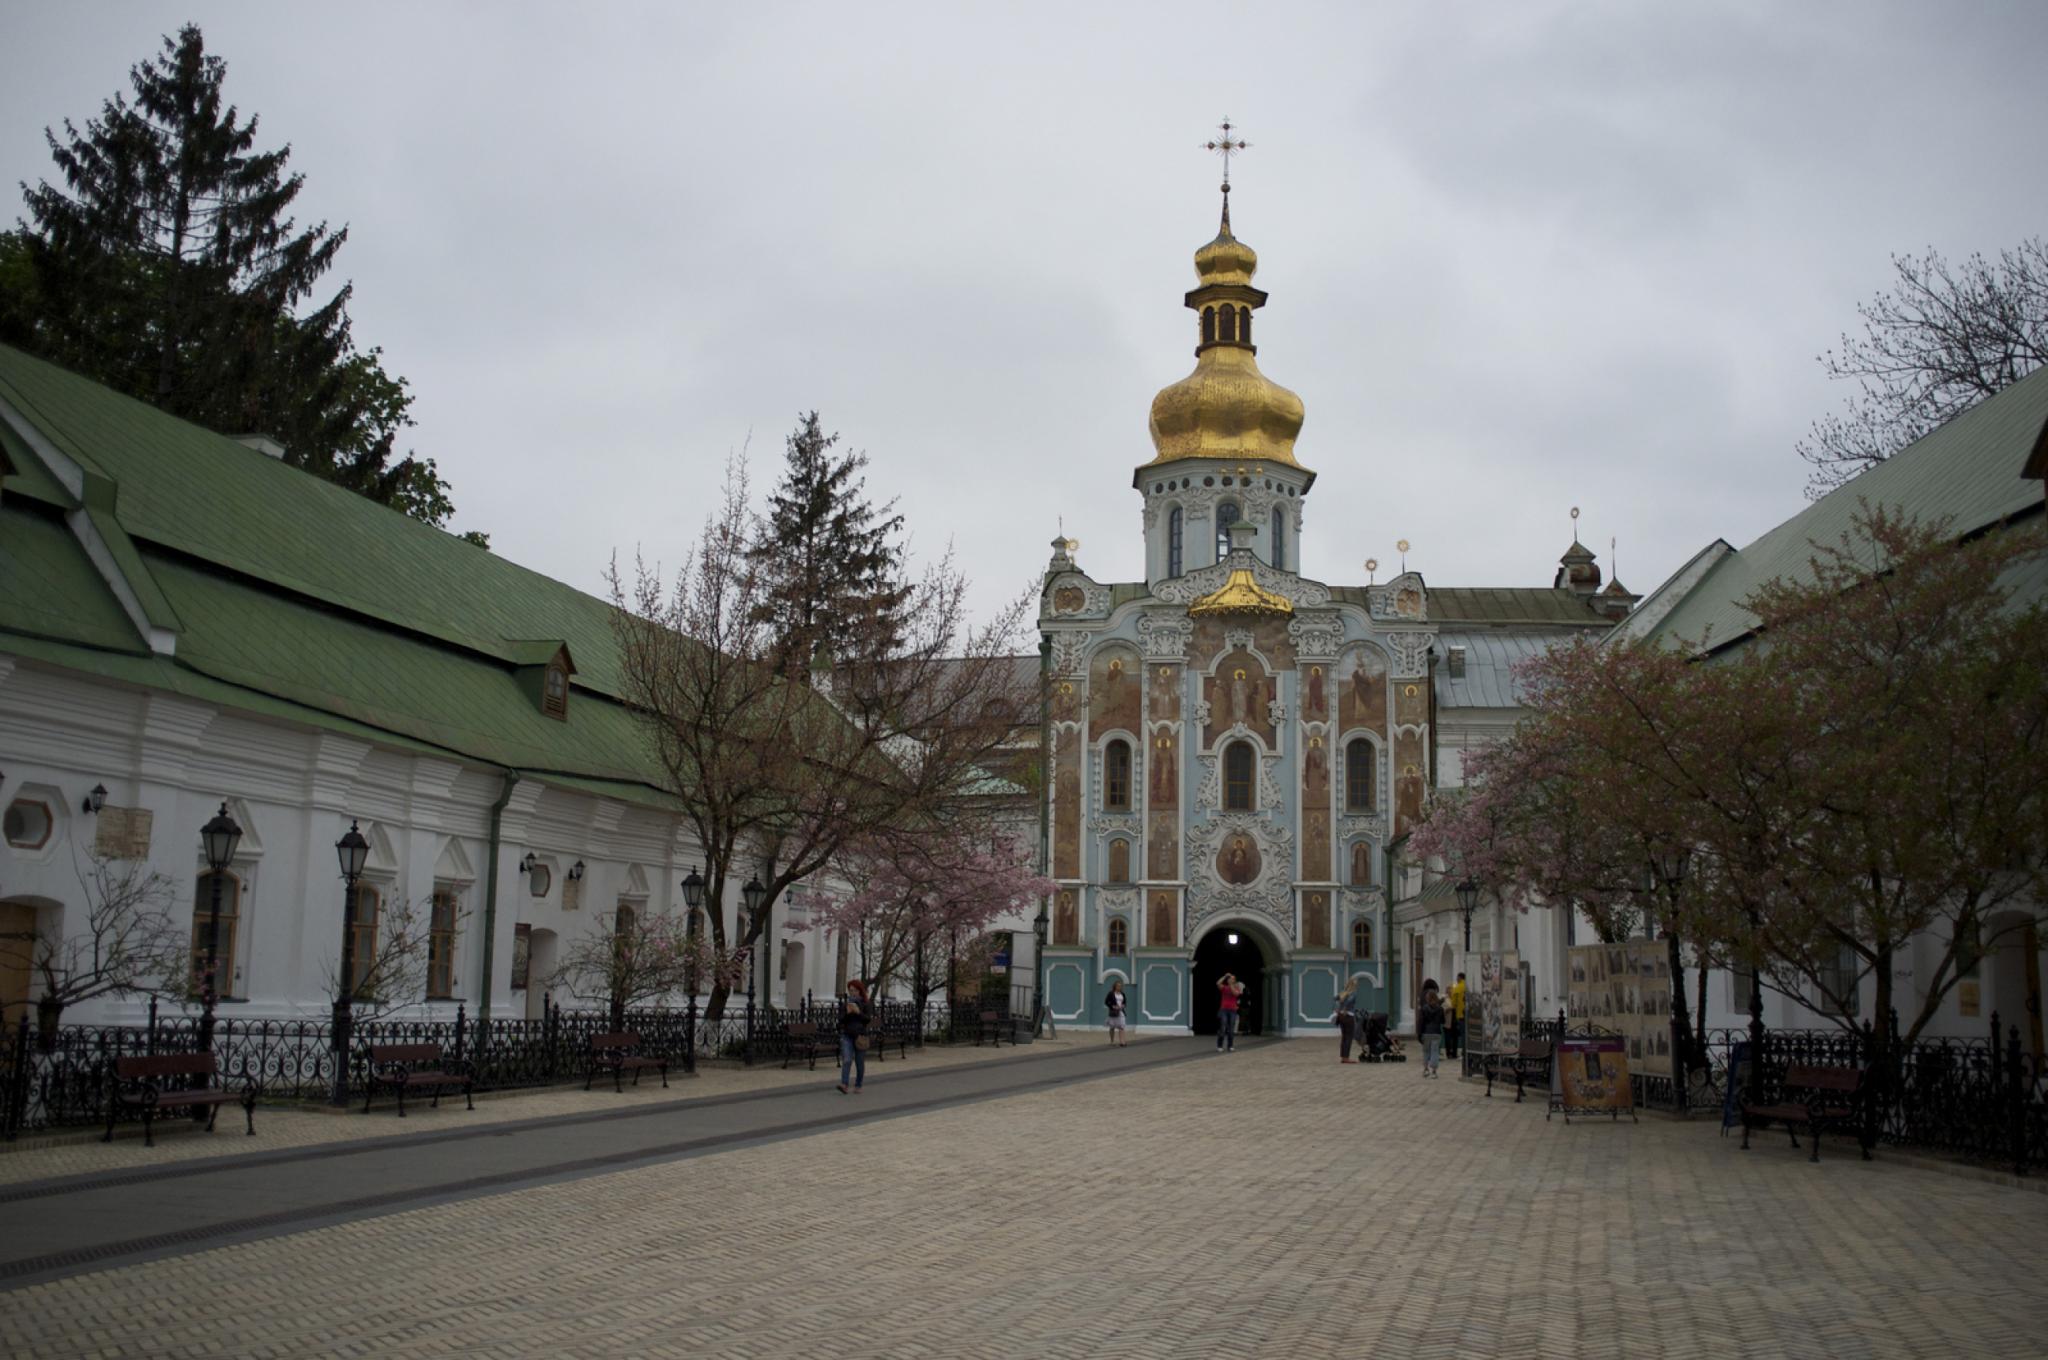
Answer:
[1,987,1021,1139]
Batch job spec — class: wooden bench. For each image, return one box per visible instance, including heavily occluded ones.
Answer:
[1740,1064,1871,1163]
[103,1053,257,1147]
[780,1022,832,1071]
[586,1031,668,1091]
[362,1042,474,1116]
[976,1008,1017,1048]
[1485,1038,1554,1102]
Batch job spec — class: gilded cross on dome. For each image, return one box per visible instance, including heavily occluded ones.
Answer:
[1204,118,1250,195]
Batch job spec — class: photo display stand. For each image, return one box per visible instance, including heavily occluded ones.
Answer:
[1549,1022,1638,1124]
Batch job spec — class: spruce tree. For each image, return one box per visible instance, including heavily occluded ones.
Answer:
[750,412,909,674]
[5,25,475,539]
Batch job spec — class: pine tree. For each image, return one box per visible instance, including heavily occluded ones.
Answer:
[749,412,909,673]
[4,25,477,540]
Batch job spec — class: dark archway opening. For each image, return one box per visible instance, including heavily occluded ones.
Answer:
[1191,926,1269,1036]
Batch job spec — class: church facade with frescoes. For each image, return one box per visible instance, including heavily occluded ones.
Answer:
[1035,163,1632,1037]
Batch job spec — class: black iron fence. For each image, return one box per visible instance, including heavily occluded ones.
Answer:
[2,985,1026,1140]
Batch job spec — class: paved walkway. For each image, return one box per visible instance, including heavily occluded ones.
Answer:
[6,1039,2046,1358]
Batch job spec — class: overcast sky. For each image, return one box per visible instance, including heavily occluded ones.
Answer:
[8,4,2046,632]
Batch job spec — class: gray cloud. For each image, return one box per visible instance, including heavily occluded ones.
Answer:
[7,2,2045,626]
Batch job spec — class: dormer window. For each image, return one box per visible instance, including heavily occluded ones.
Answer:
[543,663,568,720]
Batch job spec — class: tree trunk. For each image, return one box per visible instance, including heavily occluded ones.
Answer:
[608,992,626,1032]
[702,981,732,1026]
[1665,931,1698,1075]
[36,996,63,1054]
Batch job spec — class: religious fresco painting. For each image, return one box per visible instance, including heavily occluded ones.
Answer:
[1148,663,1183,724]
[1302,891,1331,949]
[1051,676,1080,726]
[1302,663,1329,723]
[1089,644,1141,734]
[1342,648,1388,735]
[1053,890,1079,946]
[1147,809,1179,879]
[1393,731,1426,833]
[1301,735,1331,880]
[1149,732,1179,809]
[1148,890,1178,947]
[1107,838,1131,883]
[1203,650,1275,748]
[1052,726,1081,878]
[1216,832,1262,886]
[1350,841,1373,887]
[1393,677,1428,727]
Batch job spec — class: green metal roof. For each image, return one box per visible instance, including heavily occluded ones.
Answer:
[0,343,683,798]
[1646,366,2048,652]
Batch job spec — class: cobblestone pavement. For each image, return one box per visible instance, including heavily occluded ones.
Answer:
[0,1033,1090,1185]
[7,1039,2046,1359]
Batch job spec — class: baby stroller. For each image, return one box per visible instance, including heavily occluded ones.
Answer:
[1360,1012,1404,1062]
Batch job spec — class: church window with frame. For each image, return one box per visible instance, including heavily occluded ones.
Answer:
[1104,739,1132,811]
[1218,305,1237,343]
[1239,306,1252,345]
[1215,501,1240,560]
[1201,306,1216,345]
[1168,507,1184,577]
[1223,740,1255,811]
[190,871,243,998]
[1351,918,1373,959]
[1345,739,1377,812]
[542,663,569,721]
[1108,917,1130,956]
[428,888,461,998]
[1270,507,1286,570]
[345,883,380,998]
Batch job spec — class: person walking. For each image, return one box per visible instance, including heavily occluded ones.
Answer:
[837,978,872,1094]
[1216,973,1244,1052]
[1417,982,1447,1078]
[1447,972,1468,1058]
[1105,978,1130,1047]
[1335,979,1361,1063]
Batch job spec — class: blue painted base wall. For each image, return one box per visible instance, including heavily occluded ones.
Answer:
[1042,950,1402,1035]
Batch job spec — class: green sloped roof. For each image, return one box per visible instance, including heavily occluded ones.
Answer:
[1648,366,2048,651]
[0,501,143,651]
[0,343,630,699]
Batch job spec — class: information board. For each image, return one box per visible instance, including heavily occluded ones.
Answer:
[1554,1035,1633,1114]
[1565,941,1672,1079]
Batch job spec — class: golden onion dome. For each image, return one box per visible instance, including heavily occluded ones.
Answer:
[1140,209,1309,474]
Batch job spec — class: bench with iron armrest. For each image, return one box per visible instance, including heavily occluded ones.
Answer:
[1740,1064,1871,1163]
[976,1008,1018,1048]
[362,1042,474,1116]
[104,1053,257,1147]
[1485,1039,1553,1102]
[868,1009,915,1061]
[781,1022,832,1071]
[586,1031,669,1091]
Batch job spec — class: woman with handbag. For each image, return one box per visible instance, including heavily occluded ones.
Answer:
[1104,979,1129,1047]
[838,978,872,1094]
[1334,979,1361,1063]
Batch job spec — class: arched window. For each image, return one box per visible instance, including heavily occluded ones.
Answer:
[1218,306,1237,343]
[1215,501,1240,560]
[1270,506,1286,570]
[428,888,462,998]
[1201,306,1216,345]
[1345,739,1376,812]
[1167,507,1184,577]
[1105,739,1132,811]
[1108,917,1130,956]
[1224,740,1255,811]
[1240,307,1252,345]
[1352,919,1373,959]
[542,663,568,720]
[191,871,242,997]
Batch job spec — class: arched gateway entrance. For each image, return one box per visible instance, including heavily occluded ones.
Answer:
[1191,920,1281,1036]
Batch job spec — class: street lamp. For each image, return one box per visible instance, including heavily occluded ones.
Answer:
[1454,878,1479,953]
[81,783,108,815]
[680,867,706,1072]
[1032,904,1049,1035]
[197,802,243,1058]
[332,819,370,1107]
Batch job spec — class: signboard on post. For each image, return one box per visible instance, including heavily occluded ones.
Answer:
[1565,941,1672,1079]
[1464,951,1523,1056]
[991,951,1010,975]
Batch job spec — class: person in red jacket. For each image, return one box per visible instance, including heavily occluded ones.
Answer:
[1216,973,1245,1052]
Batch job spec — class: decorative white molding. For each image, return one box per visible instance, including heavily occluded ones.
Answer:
[1048,632,1090,678]
[1045,573,1112,618]
[1184,812,1296,939]
[1152,554,1331,608]
[1137,613,1194,661]
[1288,612,1343,659]
[1385,631,1434,677]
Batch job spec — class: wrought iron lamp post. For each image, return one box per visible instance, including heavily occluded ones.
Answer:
[1032,904,1048,1035]
[197,803,243,1059]
[680,867,706,1072]
[741,875,766,1064]
[332,820,370,1107]
[1454,878,1479,954]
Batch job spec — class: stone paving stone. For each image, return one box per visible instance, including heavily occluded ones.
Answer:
[5,1040,2046,1359]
